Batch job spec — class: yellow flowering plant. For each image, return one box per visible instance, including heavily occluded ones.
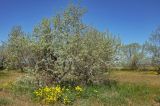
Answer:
[33,85,84,105]
[33,85,63,104]
[75,86,83,92]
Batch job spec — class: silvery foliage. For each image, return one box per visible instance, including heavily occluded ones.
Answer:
[2,5,120,85]
[4,26,31,71]
[120,43,145,69]
[31,5,120,85]
[146,26,160,74]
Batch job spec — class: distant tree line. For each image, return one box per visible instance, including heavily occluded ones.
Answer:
[119,27,160,74]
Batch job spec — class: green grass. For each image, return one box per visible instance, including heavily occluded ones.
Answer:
[11,78,160,106]
[77,83,160,106]
[1,70,160,106]
[0,71,9,77]
[155,95,160,103]
[0,97,12,106]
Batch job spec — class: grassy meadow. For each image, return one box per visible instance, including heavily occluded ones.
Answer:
[0,70,160,106]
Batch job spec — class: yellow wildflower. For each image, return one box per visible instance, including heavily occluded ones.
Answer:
[44,86,50,92]
[55,86,61,93]
[63,96,71,104]
[75,86,83,92]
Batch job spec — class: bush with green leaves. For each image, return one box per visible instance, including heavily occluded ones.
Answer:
[11,75,36,95]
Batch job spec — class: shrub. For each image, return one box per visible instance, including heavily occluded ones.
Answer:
[1,4,120,86]
[11,75,36,95]
[32,6,120,86]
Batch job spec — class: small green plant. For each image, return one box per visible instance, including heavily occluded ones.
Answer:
[155,96,160,103]
[0,98,12,106]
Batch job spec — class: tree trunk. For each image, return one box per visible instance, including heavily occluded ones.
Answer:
[157,67,160,75]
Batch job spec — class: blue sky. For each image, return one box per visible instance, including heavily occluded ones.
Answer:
[0,0,160,44]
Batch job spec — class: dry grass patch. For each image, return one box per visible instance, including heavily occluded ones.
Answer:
[110,70,160,87]
[0,71,39,106]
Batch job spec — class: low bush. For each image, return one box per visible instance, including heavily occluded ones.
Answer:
[11,75,36,96]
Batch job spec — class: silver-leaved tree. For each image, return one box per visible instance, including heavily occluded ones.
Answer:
[146,26,160,74]
[3,5,120,86]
